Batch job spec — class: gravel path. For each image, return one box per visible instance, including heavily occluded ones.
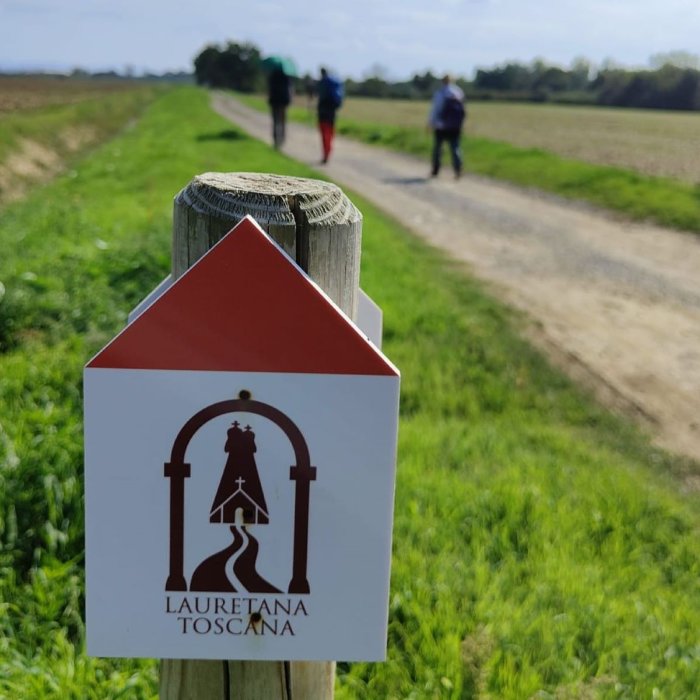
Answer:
[213,93,700,467]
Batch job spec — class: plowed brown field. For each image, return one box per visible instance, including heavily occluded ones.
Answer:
[0,75,142,113]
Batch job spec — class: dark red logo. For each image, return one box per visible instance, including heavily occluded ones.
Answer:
[164,391,316,595]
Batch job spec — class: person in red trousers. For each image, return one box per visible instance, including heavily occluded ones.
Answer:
[316,67,343,164]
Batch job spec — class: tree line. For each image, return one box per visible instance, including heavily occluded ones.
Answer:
[471,57,700,110]
[193,42,700,112]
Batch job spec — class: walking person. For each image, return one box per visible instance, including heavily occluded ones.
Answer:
[267,66,292,149]
[428,75,466,179]
[317,67,343,164]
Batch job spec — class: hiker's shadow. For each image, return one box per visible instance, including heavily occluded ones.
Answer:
[197,130,244,142]
[383,177,430,185]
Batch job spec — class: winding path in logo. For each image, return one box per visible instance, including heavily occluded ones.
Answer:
[224,527,247,592]
[190,525,281,593]
[230,527,281,593]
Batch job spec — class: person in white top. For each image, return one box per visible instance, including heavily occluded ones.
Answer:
[427,75,466,179]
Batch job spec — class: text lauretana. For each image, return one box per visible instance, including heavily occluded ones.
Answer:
[165,595,309,636]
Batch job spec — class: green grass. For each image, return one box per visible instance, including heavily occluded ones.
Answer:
[239,93,700,235]
[1,86,700,698]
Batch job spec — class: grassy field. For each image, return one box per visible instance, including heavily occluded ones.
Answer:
[1,86,700,698]
[242,93,700,234]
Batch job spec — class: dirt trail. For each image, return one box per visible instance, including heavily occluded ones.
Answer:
[212,93,700,466]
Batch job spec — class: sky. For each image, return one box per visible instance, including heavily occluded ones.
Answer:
[1,0,699,80]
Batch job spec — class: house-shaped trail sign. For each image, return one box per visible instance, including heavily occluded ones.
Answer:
[83,216,400,661]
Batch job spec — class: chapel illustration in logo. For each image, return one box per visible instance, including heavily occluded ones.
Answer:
[164,391,316,595]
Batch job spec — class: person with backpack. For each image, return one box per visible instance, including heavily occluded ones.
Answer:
[317,67,344,164]
[428,74,466,179]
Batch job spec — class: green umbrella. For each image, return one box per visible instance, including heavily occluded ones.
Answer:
[262,55,298,77]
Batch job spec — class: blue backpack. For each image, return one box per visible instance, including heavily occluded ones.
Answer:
[324,75,344,108]
[440,94,465,130]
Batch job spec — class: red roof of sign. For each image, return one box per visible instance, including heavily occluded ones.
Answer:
[87,216,397,376]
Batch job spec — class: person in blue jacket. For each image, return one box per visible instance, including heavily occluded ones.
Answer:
[427,75,466,179]
[317,67,343,163]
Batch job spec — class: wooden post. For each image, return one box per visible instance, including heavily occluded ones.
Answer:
[159,171,362,700]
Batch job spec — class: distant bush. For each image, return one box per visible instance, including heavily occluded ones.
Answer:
[193,41,264,93]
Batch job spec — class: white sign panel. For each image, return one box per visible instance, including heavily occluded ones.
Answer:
[84,371,398,660]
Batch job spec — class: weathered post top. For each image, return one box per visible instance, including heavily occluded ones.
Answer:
[172,172,362,320]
